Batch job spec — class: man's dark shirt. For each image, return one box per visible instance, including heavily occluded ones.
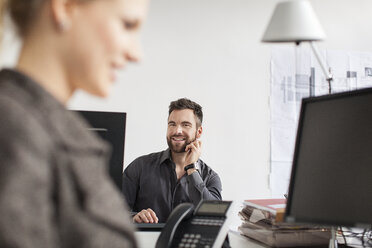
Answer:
[122,149,222,222]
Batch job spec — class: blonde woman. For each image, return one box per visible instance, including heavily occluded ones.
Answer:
[0,0,148,247]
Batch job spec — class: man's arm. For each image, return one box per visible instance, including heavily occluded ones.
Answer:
[186,170,222,205]
[183,140,222,205]
[122,164,139,212]
[122,159,159,223]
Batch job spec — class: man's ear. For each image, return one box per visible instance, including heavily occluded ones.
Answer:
[196,126,203,139]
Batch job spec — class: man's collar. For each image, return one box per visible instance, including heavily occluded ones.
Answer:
[159,148,172,165]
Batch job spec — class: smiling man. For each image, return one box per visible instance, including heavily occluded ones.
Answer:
[122,98,222,223]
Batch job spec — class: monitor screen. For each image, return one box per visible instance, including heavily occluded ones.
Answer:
[285,88,372,229]
[73,110,126,190]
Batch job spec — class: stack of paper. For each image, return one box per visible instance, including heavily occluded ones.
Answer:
[238,199,330,247]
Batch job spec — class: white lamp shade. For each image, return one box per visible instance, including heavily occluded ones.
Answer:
[262,0,326,43]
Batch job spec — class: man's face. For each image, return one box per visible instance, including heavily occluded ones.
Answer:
[166,109,201,153]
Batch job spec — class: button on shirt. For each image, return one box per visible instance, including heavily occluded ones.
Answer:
[122,149,222,223]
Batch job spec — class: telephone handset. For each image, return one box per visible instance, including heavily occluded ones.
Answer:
[156,200,232,248]
[156,203,195,248]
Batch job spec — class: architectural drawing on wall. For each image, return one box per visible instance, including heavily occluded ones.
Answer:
[270,46,372,198]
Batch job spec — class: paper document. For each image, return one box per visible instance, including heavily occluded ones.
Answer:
[270,46,372,198]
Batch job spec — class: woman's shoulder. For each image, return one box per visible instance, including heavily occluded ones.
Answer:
[0,91,53,151]
[0,69,64,150]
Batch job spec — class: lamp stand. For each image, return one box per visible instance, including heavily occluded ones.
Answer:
[309,42,333,94]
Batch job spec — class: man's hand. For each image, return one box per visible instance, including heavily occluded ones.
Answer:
[184,139,202,169]
[133,208,159,223]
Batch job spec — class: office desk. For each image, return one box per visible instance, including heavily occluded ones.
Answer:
[135,230,268,248]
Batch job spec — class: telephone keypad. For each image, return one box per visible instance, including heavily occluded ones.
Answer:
[190,216,224,226]
[178,233,214,248]
[177,217,226,248]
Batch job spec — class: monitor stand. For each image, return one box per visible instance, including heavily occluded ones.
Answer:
[329,227,338,248]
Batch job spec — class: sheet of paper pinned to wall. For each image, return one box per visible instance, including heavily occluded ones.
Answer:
[270,46,372,198]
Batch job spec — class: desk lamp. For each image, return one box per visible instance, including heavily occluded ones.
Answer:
[262,0,333,96]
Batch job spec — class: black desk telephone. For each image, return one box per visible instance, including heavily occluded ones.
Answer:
[156,200,232,248]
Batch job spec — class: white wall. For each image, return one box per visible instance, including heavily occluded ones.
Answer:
[2,0,372,203]
[70,0,274,201]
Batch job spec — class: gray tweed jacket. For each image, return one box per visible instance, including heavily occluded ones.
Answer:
[0,69,137,248]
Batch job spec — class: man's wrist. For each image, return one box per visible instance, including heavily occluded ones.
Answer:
[184,163,197,175]
[186,168,197,175]
[184,163,196,172]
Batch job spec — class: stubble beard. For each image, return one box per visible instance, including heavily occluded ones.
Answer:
[167,133,197,153]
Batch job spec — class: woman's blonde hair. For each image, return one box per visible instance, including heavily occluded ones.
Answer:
[6,0,45,38]
[1,0,92,41]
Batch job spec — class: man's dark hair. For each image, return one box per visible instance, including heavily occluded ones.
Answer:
[168,98,203,127]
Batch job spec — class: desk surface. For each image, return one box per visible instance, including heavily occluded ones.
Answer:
[135,230,268,248]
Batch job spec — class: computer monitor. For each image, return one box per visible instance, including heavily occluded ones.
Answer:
[285,88,372,229]
[74,110,126,190]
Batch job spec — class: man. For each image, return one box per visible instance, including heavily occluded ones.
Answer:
[122,98,222,223]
